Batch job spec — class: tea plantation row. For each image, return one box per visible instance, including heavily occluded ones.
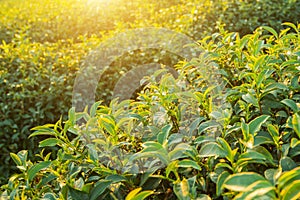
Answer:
[0,0,300,198]
[2,23,300,199]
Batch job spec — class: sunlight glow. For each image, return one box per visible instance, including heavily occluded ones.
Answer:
[86,0,113,6]
[85,0,115,12]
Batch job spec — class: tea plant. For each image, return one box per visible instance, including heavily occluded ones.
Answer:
[1,23,300,199]
[1,0,300,184]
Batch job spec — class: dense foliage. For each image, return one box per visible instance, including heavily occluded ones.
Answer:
[2,22,300,199]
[1,0,300,198]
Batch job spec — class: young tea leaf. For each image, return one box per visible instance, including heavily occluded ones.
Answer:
[89,180,113,200]
[39,138,63,147]
[28,161,51,182]
[249,115,270,135]
[223,172,266,192]
[178,159,201,170]
[126,187,142,200]
[242,93,259,108]
[281,99,299,113]
[278,167,300,190]
[292,113,300,139]
[130,191,154,200]
[267,124,280,146]
[199,142,227,158]
[280,180,300,200]
[217,171,230,196]
[173,178,190,200]
[280,156,297,172]
[10,153,22,166]
[262,26,278,39]
[157,124,172,145]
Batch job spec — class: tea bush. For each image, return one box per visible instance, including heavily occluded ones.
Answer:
[1,0,300,187]
[1,0,300,43]
[0,33,103,183]
[1,23,300,199]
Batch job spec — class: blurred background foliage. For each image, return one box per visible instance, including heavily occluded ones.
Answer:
[0,0,299,185]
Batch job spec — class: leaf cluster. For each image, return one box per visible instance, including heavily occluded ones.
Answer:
[2,23,300,199]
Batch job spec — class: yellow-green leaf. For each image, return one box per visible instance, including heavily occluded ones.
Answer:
[223,172,265,192]
[125,187,142,200]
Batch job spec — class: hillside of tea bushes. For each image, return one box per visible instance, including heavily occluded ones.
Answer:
[1,0,300,199]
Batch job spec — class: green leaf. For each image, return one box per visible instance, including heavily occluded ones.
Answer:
[264,168,280,185]
[126,188,142,200]
[99,115,116,136]
[169,143,191,161]
[166,160,178,178]
[125,188,154,200]
[253,146,275,165]
[68,185,89,200]
[194,136,216,145]
[43,193,57,200]
[197,194,212,200]
[82,183,93,193]
[173,178,190,200]
[281,99,299,113]
[280,60,299,69]
[105,174,127,183]
[62,185,68,200]
[142,141,165,152]
[198,120,219,134]
[292,113,300,139]
[234,180,275,200]
[157,124,172,145]
[262,83,289,97]
[239,72,256,81]
[242,93,259,107]
[199,142,227,158]
[89,180,112,200]
[223,172,266,192]
[235,150,269,171]
[129,142,170,165]
[238,151,267,162]
[262,26,278,39]
[37,173,58,189]
[256,69,275,88]
[75,112,90,122]
[90,101,101,117]
[291,75,300,89]
[282,22,299,34]
[68,107,76,124]
[276,110,288,118]
[29,127,56,138]
[39,138,63,147]
[217,171,230,196]
[217,137,234,163]
[17,150,28,167]
[254,42,266,58]
[291,138,300,148]
[288,144,300,158]
[130,191,154,200]
[254,135,274,146]
[280,156,297,172]
[10,153,22,166]
[215,162,234,172]
[241,118,249,140]
[189,117,206,135]
[280,180,300,200]
[178,159,201,170]
[28,161,51,182]
[249,115,270,135]
[132,151,170,166]
[278,167,300,190]
[267,124,279,146]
